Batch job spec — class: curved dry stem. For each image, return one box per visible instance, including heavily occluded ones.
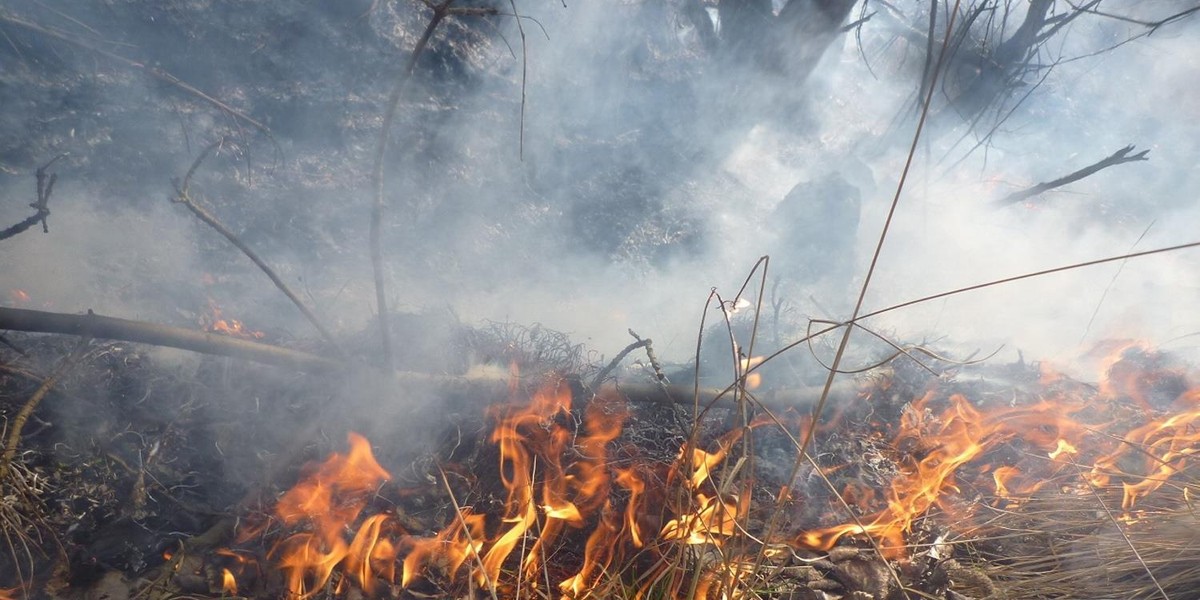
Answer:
[174,138,346,357]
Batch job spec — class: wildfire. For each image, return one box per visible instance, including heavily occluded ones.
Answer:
[230,344,1200,599]
[253,432,391,598]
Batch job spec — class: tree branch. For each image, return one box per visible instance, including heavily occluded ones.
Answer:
[0,307,340,373]
[173,140,346,357]
[0,155,65,242]
[371,0,457,371]
[0,307,849,411]
[996,145,1150,206]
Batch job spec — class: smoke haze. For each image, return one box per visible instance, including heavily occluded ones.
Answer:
[1,0,1198,378]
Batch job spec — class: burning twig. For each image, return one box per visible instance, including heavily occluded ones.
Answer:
[996,144,1151,206]
[173,139,345,357]
[0,155,65,243]
[434,463,499,600]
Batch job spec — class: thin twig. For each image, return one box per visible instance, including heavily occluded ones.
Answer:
[1072,461,1170,599]
[590,338,649,390]
[628,329,668,384]
[435,463,499,600]
[754,0,964,578]
[505,0,529,159]
[371,0,456,371]
[1081,220,1155,342]
[0,155,65,242]
[995,145,1150,206]
[172,139,345,357]
[0,11,271,138]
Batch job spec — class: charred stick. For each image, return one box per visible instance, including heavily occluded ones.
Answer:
[996,145,1150,206]
[590,338,649,389]
[0,155,64,242]
[174,141,345,357]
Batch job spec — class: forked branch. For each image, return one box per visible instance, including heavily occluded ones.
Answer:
[370,0,499,370]
[996,144,1150,206]
[0,155,65,242]
[173,140,345,356]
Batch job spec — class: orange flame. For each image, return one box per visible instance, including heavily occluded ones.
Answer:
[798,392,1093,555]
[203,299,265,339]
[271,432,391,598]
[221,568,238,595]
[238,341,1200,597]
[1090,388,1200,510]
[402,510,486,588]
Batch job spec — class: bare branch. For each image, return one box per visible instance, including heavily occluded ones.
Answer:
[173,139,346,356]
[0,155,65,242]
[995,144,1150,206]
[0,10,271,138]
[371,0,457,371]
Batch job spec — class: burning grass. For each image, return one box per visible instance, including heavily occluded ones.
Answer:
[3,328,1200,599]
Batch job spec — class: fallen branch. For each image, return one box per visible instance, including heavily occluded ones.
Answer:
[0,155,65,242]
[996,145,1150,206]
[0,307,847,411]
[0,307,340,373]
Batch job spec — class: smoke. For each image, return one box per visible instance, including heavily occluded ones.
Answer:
[1,0,1198,377]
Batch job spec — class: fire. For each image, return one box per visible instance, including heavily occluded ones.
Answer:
[203,299,265,339]
[740,355,765,390]
[232,342,1200,598]
[1048,438,1077,460]
[1089,388,1200,510]
[8,289,30,304]
[265,432,391,598]
[221,568,238,595]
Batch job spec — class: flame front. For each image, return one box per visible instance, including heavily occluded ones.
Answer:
[235,343,1200,599]
[268,432,391,598]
